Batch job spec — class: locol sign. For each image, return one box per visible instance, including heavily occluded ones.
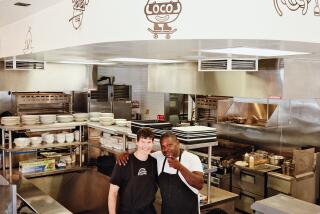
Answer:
[144,0,182,39]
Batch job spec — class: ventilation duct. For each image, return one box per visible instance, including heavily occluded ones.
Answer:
[198,58,258,72]
[4,57,45,70]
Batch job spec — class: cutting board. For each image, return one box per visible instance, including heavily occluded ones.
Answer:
[293,148,315,176]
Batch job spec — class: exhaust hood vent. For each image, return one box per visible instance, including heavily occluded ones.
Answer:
[4,59,45,70]
[198,58,258,72]
[199,59,228,71]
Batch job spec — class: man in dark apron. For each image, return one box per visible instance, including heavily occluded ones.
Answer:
[108,128,158,214]
[156,132,204,214]
[117,132,204,214]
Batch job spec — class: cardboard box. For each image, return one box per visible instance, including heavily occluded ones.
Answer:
[19,159,55,174]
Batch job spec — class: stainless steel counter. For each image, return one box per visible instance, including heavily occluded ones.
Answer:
[0,185,17,214]
[11,175,72,214]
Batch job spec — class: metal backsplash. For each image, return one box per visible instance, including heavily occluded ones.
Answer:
[217,98,320,156]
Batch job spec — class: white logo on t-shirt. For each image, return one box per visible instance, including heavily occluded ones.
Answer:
[137,168,147,176]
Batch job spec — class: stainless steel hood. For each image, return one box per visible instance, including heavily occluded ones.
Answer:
[148,58,320,99]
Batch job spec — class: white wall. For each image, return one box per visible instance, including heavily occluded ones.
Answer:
[1,0,320,58]
[98,65,164,120]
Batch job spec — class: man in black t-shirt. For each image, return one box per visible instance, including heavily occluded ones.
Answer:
[108,128,158,214]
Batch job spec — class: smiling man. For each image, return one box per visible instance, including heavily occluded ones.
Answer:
[117,131,204,214]
[108,128,158,214]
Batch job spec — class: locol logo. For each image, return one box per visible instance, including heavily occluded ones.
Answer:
[274,0,320,16]
[23,27,33,54]
[69,0,89,30]
[145,0,182,39]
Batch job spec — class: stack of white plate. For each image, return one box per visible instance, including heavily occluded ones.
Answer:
[73,113,89,122]
[14,138,30,148]
[99,117,114,126]
[1,116,20,126]
[89,112,100,122]
[57,115,74,123]
[40,115,56,124]
[21,115,40,125]
[115,119,127,127]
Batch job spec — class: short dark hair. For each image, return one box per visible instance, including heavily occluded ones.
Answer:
[160,131,178,144]
[137,128,155,141]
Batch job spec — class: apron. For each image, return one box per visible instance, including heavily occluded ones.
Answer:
[158,152,199,214]
[119,155,157,214]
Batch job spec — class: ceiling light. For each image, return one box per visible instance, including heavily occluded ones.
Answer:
[14,2,31,7]
[201,47,310,57]
[106,58,186,64]
[54,61,115,65]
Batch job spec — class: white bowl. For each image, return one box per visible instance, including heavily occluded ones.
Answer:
[40,115,56,124]
[57,115,74,123]
[99,117,114,122]
[1,116,20,126]
[22,119,39,125]
[99,113,114,118]
[65,133,74,143]
[73,113,89,122]
[115,119,127,125]
[90,117,99,122]
[89,112,100,118]
[30,137,42,146]
[117,121,127,127]
[14,138,30,147]
[21,115,39,120]
[44,134,55,144]
[100,121,114,126]
[56,133,66,143]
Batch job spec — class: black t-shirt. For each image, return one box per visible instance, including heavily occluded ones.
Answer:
[110,154,158,214]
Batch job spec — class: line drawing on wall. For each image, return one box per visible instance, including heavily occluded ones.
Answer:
[69,0,89,30]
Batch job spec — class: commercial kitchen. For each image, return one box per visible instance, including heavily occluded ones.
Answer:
[1,0,320,213]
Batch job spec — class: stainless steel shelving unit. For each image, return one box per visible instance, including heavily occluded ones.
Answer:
[0,121,87,179]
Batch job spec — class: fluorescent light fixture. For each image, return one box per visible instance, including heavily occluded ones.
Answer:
[54,61,115,65]
[201,47,310,57]
[106,58,185,64]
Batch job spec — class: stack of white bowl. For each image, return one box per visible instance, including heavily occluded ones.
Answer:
[14,138,30,147]
[55,133,66,143]
[40,115,56,124]
[42,133,54,144]
[73,113,89,122]
[57,115,74,123]
[65,133,74,143]
[89,112,100,122]
[115,119,127,127]
[21,115,40,125]
[1,116,20,126]
[99,113,114,126]
[30,137,42,146]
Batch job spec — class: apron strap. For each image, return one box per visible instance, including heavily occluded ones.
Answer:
[176,151,183,175]
[161,151,184,174]
[161,157,167,173]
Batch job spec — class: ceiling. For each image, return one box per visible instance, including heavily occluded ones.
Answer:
[0,0,64,27]
[16,39,320,65]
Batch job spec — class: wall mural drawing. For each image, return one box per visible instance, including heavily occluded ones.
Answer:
[274,0,320,16]
[23,26,33,54]
[69,0,89,30]
[145,0,182,39]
